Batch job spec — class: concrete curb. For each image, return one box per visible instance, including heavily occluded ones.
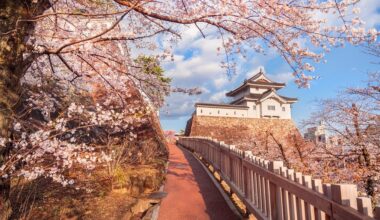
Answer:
[150,185,164,220]
[150,161,169,220]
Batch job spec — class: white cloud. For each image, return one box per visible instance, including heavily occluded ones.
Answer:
[245,66,293,83]
[356,0,380,28]
[164,31,229,89]
[214,76,230,88]
[209,90,228,103]
[161,93,196,117]
[267,72,293,83]
[313,0,380,29]
[175,25,206,50]
[161,87,230,118]
[160,25,241,118]
[246,65,266,79]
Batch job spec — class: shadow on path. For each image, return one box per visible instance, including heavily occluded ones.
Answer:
[158,143,240,220]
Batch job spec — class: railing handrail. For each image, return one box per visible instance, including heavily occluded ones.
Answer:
[178,136,379,220]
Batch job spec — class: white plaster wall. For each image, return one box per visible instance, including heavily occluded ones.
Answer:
[245,101,261,118]
[249,87,268,95]
[260,98,291,119]
[281,103,292,119]
[195,98,293,119]
[196,106,248,118]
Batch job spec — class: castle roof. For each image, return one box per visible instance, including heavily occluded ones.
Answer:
[226,70,286,97]
[230,88,297,105]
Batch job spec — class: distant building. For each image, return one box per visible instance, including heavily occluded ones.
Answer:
[327,135,343,146]
[304,121,327,144]
[194,69,298,119]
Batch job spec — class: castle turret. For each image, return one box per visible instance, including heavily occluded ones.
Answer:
[194,69,297,119]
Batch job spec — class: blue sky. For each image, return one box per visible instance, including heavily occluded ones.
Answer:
[159,1,380,132]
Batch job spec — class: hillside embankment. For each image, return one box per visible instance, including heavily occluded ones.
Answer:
[10,112,168,220]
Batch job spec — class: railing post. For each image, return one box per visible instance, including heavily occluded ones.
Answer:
[286,169,297,220]
[263,160,270,216]
[312,179,326,220]
[280,167,290,220]
[295,172,306,220]
[259,159,266,214]
[269,161,284,220]
[241,151,245,194]
[331,184,358,210]
[331,184,359,219]
[322,183,332,220]
[303,175,316,220]
[357,197,373,217]
[375,206,380,219]
[229,145,234,181]
[219,141,224,171]
[244,151,253,198]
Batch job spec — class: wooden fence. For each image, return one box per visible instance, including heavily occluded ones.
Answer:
[178,136,380,220]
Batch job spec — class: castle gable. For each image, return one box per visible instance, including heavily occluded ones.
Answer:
[247,69,273,83]
[226,70,286,97]
[259,89,288,104]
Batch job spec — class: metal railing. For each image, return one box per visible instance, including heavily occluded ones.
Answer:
[178,136,380,220]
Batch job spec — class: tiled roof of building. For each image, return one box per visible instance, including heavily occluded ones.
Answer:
[226,81,285,97]
[249,81,286,86]
[225,70,286,97]
[279,95,298,101]
[230,90,297,104]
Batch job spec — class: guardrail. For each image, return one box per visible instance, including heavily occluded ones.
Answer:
[178,136,380,220]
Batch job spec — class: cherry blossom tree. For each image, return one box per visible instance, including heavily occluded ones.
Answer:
[164,130,177,143]
[113,0,378,86]
[0,0,170,217]
[304,76,380,203]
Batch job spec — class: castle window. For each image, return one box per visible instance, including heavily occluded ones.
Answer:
[234,111,236,115]
[252,105,256,110]
[268,105,275,111]
[200,109,203,113]
[282,107,286,111]
[218,110,220,114]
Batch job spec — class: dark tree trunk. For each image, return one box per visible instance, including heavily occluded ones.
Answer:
[351,104,375,201]
[269,132,290,167]
[0,0,50,218]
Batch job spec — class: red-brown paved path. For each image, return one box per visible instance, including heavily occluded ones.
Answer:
[158,143,240,220]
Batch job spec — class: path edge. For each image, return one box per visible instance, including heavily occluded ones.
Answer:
[177,144,244,219]
[151,161,169,220]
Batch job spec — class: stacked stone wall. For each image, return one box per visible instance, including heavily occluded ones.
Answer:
[188,116,310,171]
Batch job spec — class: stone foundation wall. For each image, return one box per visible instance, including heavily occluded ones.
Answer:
[187,116,311,171]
